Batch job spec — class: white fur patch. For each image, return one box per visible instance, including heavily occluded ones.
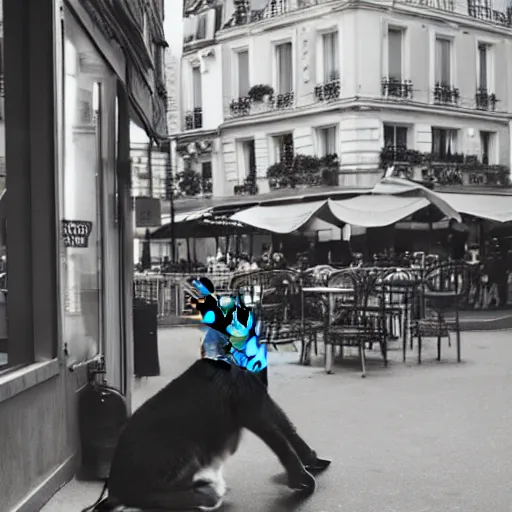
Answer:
[193,458,227,498]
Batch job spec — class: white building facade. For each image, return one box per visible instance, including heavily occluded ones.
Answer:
[177,0,512,198]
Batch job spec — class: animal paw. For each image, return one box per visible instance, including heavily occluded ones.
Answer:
[288,469,316,495]
[304,454,331,474]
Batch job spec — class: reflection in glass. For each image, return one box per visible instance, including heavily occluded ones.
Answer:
[0,5,8,368]
[61,13,111,366]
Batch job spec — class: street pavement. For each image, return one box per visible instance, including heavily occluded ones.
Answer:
[42,327,512,512]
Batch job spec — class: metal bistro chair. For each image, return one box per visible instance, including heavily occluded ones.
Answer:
[296,270,331,365]
[410,260,469,364]
[326,268,388,377]
[378,267,420,362]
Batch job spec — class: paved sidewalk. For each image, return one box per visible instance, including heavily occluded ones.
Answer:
[43,327,512,512]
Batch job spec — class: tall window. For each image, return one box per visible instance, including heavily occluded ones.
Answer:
[478,42,491,90]
[322,31,339,82]
[480,131,495,165]
[388,28,403,80]
[275,42,293,94]
[192,65,202,108]
[273,133,294,165]
[242,139,256,177]
[317,126,337,156]
[237,49,250,98]
[435,37,452,85]
[432,128,458,159]
[201,161,212,194]
[384,124,408,148]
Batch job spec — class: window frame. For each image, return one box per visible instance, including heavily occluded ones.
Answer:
[0,0,61,392]
[271,34,295,97]
[476,40,495,93]
[231,46,250,99]
[320,30,340,82]
[383,123,409,148]
[431,127,459,157]
[315,125,339,157]
[269,131,294,166]
[382,22,409,81]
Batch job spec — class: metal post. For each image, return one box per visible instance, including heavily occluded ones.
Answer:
[166,141,176,262]
[147,139,153,197]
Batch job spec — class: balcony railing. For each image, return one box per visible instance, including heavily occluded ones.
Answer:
[468,0,512,28]
[227,0,336,28]
[433,83,459,106]
[227,92,294,118]
[314,79,341,102]
[380,147,510,188]
[381,78,413,100]
[475,88,498,111]
[184,107,202,130]
[267,154,339,190]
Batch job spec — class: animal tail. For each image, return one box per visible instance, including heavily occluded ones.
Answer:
[81,480,108,512]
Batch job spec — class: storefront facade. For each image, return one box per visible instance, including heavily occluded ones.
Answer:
[0,0,167,510]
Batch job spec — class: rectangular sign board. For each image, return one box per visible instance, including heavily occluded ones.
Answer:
[135,196,162,228]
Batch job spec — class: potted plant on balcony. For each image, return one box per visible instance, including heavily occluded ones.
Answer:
[292,154,321,187]
[267,162,290,190]
[248,84,274,113]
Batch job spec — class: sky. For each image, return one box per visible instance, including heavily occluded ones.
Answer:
[130,0,184,143]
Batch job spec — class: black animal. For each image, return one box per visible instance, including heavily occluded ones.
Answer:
[88,358,330,511]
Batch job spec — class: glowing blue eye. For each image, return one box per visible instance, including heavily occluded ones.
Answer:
[202,310,215,324]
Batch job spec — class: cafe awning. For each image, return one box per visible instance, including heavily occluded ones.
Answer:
[230,200,328,234]
[437,192,512,223]
[326,195,431,228]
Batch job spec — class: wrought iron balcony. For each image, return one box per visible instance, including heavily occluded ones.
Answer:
[227,0,335,28]
[314,79,341,102]
[433,83,459,106]
[184,107,202,130]
[273,91,294,109]
[234,171,258,196]
[229,97,252,117]
[475,88,498,111]
[381,78,413,100]
[467,0,512,28]
[267,154,339,190]
[227,92,294,119]
[380,147,510,188]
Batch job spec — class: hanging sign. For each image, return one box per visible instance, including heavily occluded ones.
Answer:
[62,220,93,248]
[135,196,162,228]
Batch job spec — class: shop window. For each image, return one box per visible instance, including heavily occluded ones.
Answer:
[60,13,115,366]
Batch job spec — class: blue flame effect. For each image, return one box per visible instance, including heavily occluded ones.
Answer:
[190,280,267,373]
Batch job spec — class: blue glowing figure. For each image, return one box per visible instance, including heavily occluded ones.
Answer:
[187,277,268,374]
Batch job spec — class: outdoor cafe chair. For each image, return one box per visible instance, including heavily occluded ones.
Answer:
[409,260,469,364]
[324,268,388,377]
